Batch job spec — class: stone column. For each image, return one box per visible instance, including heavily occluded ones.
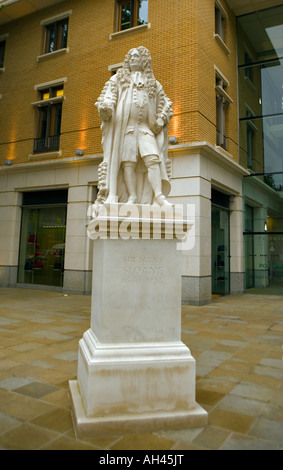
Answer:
[69,204,207,437]
[63,185,93,294]
[0,190,21,287]
[230,194,245,294]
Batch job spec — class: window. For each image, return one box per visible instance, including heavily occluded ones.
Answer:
[215,1,226,42]
[117,0,148,31]
[246,109,256,169]
[108,62,123,75]
[44,18,68,54]
[246,124,254,169]
[244,52,254,83]
[34,85,64,154]
[215,71,233,151]
[0,40,5,69]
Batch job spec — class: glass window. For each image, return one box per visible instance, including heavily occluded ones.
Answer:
[44,18,69,54]
[211,205,230,295]
[137,0,148,26]
[237,5,283,188]
[215,2,226,42]
[118,0,148,31]
[0,40,5,68]
[34,86,63,154]
[120,1,132,30]
[18,191,67,288]
[216,76,229,150]
[240,6,283,295]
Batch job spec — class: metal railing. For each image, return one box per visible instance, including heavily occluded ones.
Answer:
[216,130,227,150]
[33,135,60,154]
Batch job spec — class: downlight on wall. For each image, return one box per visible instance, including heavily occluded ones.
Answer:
[169,136,178,144]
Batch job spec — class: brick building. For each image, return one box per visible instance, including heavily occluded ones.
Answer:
[0,0,282,304]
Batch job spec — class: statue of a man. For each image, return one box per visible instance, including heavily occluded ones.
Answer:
[94,46,173,208]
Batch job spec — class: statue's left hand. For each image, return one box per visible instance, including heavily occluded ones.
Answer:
[152,117,164,134]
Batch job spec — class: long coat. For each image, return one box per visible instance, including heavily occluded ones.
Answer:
[95,72,173,204]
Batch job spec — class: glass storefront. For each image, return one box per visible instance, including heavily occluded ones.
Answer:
[18,190,67,288]
[238,6,283,181]
[237,6,283,294]
[244,203,283,295]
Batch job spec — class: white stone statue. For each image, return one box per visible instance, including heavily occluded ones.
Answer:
[93,46,173,210]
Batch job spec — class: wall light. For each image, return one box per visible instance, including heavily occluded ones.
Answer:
[169,136,178,144]
[5,159,12,165]
[75,149,84,156]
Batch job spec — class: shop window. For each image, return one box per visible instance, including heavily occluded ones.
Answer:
[18,190,68,288]
[117,0,148,31]
[0,40,5,69]
[44,17,69,54]
[34,85,64,154]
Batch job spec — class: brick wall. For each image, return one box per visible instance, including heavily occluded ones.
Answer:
[0,0,239,166]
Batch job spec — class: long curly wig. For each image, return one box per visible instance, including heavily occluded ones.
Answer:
[117,46,157,97]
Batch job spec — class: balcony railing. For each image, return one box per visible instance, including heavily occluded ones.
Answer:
[216,130,227,150]
[33,135,60,154]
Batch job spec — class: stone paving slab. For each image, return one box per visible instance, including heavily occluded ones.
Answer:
[0,287,283,450]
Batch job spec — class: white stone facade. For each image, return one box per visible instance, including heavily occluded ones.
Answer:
[0,142,249,305]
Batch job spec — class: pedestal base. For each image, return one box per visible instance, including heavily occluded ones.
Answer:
[69,380,207,438]
[69,329,207,438]
[69,205,207,438]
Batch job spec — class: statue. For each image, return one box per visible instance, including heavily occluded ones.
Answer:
[70,48,207,436]
[93,46,173,212]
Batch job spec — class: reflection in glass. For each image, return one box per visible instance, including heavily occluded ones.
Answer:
[237,6,283,189]
[239,115,283,190]
[61,23,68,49]
[47,27,56,53]
[137,0,148,26]
[211,206,230,295]
[244,233,283,294]
[119,0,148,31]
[238,6,283,296]
[120,2,131,30]
[18,206,66,287]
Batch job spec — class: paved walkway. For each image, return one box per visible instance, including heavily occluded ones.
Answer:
[0,287,282,450]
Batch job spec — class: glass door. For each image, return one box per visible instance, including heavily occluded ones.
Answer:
[211,206,230,295]
[18,205,66,287]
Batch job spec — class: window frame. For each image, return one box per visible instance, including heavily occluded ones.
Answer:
[43,17,69,55]
[214,1,230,55]
[33,85,64,154]
[215,68,233,151]
[116,0,148,32]
[245,106,258,170]
[215,1,226,40]
[0,40,6,69]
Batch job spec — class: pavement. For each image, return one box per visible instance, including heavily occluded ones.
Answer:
[0,286,282,450]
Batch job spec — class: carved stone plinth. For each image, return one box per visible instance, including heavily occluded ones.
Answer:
[69,204,207,437]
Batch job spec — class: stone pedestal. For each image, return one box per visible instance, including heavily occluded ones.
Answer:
[69,204,207,437]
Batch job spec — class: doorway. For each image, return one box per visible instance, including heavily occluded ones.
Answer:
[18,190,67,288]
[211,194,230,295]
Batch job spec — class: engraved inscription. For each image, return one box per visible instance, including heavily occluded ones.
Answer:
[122,256,163,284]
